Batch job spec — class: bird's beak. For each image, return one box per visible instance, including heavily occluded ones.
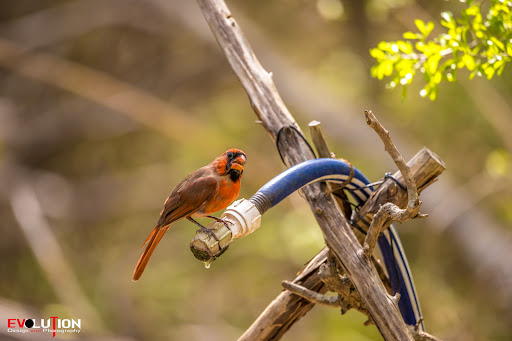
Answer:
[231,155,246,171]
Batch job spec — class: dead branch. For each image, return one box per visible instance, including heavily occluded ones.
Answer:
[409,324,444,341]
[281,281,341,308]
[363,110,428,255]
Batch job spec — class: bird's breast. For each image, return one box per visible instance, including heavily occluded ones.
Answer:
[201,178,241,215]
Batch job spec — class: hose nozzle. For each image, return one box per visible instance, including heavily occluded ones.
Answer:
[190,199,262,263]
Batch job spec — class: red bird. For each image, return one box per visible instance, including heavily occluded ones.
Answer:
[132,149,247,281]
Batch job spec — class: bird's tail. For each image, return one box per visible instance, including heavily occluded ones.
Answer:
[132,225,170,281]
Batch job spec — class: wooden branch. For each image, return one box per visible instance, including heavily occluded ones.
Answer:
[409,325,444,341]
[239,249,329,341]
[363,110,428,255]
[365,110,421,216]
[309,121,353,219]
[281,280,341,308]
[318,258,371,319]
[308,121,334,159]
[195,1,418,340]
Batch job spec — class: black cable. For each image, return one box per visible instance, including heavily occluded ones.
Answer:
[275,125,317,165]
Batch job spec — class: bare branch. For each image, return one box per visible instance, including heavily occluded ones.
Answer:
[281,280,341,308]
[363,110,427,255]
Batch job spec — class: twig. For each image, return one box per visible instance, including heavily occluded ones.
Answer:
[363,110,427,255]
[409,321,444,341]
[281,280,341,308]
[318,259,372,321]
[309,121,353,219]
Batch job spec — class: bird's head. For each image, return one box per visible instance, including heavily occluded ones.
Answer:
[215,148,247,181]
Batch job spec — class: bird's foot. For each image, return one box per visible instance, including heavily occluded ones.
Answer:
[206,215,233,232]
[197,227,221,243]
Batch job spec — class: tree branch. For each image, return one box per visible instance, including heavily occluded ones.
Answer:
[281,280,341,308]
[363,110,428,255]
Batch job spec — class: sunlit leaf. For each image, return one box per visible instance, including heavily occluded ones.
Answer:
[415,19,427,35]
[427,55,441,73]
[397,41,413,54]
[485,65,495,78]
[425,21,435,36]
[370,48,386,59]
[403,31,420,39]
[491,37,505,51]
[429,84,438,100]
[462,54,476,70]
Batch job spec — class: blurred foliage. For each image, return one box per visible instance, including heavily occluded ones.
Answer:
[370,0,512,100]
[0,0,511,341]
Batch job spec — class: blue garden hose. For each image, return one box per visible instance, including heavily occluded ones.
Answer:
[249,158,424,330]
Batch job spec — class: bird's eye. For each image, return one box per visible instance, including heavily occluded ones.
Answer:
[226,151,234,159]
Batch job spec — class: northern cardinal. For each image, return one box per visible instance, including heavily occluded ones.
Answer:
[132,149,247,281]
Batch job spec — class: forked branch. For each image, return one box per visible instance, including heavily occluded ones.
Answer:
[363,110,428,255]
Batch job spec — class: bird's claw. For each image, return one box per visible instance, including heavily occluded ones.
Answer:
[206,215,233,232]
[198,227,221,243]
[219,218,233,231]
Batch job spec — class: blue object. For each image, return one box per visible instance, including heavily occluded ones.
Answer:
[249,158,424,331]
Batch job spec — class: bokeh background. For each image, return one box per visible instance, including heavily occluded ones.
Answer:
[0,0,511,340]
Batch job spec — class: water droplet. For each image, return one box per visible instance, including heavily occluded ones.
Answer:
[204,262,211,269]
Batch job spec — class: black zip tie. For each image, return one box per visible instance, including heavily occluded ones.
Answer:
[275,125,317,165]
[384,172,407,191]
[361,172,406,191]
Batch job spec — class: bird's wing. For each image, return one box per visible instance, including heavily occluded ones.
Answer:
[157,172,219,227]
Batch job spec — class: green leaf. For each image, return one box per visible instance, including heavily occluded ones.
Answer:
[497,61,507,76]
[462,54,476,70]
[446,71,456,82]
[493,60,504,71]
[465,5,480,16]
[403,31,420,39]
[415,19,427,35]
[397,41,413,54]
[491,37,505,51]
[433,71,443,84]
[381,60,394,76]
[485,65,495,79]
[370,64,380,78]
[370,48,386,59]
[507,43,512,56]
[427,55,441,74]
[429,84,438,100]
[425,21,435,36]
[415,41,425,52]
[377,41,392,52]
